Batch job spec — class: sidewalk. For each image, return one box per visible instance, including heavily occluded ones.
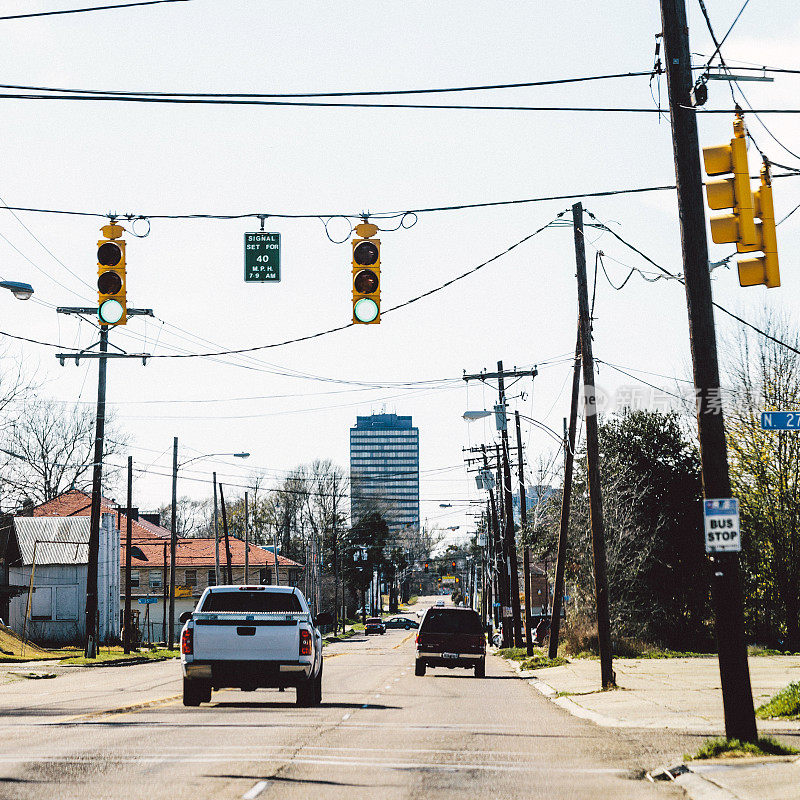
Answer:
[509,654,800,800]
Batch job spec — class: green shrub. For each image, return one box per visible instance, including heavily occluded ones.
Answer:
[756,682,800,720]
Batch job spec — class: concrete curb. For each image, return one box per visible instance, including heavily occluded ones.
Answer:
[500,656,798,800]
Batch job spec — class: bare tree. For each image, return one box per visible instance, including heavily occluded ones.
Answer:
[0,400,124,504]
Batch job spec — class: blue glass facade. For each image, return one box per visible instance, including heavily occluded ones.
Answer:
[349,413,420,535]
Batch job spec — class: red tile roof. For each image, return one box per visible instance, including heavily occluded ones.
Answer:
[122,536,300,568]
[32,490,300,569]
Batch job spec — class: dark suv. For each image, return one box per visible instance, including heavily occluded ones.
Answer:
[415,607,486,677]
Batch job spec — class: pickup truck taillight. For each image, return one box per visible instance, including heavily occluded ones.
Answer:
[299,629,312,656]
[468,634,486,651]
[181,627,193,655]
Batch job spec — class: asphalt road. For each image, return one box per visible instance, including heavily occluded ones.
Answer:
[0,611,702,800]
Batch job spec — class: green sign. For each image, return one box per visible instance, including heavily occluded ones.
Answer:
[244,232,281,282]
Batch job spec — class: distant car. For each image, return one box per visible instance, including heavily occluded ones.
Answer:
[435,600,445,607]
[415,606,486,678]
[364,617,386,635]
[384,616,417,630]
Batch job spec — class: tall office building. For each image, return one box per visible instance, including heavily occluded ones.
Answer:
[350,413,420,535]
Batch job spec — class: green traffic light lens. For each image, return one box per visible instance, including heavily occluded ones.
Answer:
[354,269,379,294]
[97,270,123,295]
[98,242,123,267]
[99,299,125,324]
[353,241,379,266]
[354,297,379,323]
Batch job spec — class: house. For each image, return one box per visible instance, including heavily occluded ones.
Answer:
[28,490,303,644]
[5,515,119,646]
[122,536,303,644]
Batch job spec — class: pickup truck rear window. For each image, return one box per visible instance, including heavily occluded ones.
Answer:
[200,591,303,613]
[420,609,483,634]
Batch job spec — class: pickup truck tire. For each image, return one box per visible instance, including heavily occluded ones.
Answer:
[296,676,316,707]
[474,659,486,678]
[313,665,323,705]
[414,658,426,676]
[183,677,207,707]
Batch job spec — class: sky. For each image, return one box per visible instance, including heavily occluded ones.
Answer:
[0,0,798,545]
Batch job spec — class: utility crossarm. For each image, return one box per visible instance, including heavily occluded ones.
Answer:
[57,307,154,316]
[462,367,538,382]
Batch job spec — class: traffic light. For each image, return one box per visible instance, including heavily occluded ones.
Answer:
[703,113,758,248]
[424,563,429,573]
[736,162,780,288]
[702,114,779,289]
[352,221,380,324]
[97,223,127,326]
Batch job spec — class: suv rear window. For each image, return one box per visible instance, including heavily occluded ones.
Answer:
[201,590,302,613]
[366,617,381,623]
[420,609,483,634]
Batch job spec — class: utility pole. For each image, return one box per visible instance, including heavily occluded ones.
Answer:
[219,484,233,584]
[573,202,614,688]
[123,456,133,654]
[168,437,178,649]
[244,491,249,584]
[463,365,535,648]
[659,0,756,741]
[497,363,523,648]
[161,541,167,644]
[549,330,581,658]
[514,410,533,655]
[84,327,108,658]
[213,473,220,585]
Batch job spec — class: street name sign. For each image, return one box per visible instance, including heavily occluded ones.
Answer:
[244,232,281,282]
[760,411,800,430]
[703,498,741,553]
[137,597,158,604]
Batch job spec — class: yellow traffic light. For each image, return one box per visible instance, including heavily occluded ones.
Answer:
[702,113,758,247]
[97,223,127,326]
[352,221,380,324]
[737,162,780,288]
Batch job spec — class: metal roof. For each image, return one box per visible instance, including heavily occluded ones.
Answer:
[14,517,90,566]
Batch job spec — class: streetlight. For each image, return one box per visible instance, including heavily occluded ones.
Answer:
[0,281,34,301]
[167,443,250,648]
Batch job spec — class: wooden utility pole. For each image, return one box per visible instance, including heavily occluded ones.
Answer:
[84,327,108,658]
[219,484,233,584]
[514,410,534,655]
[168,436,178,650]
[244,491,249,584]
[213,473,220,585]
[123,456,133,654]
[573,202,615,688]
[161,541,167,644]
[659,0,756,741]
[549,330,581,658]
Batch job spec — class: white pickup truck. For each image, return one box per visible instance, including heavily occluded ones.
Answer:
[179,585,331,707]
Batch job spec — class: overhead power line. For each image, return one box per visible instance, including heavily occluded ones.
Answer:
[0,0,190,21]
[0,91,798,113]
[0,72,654,99]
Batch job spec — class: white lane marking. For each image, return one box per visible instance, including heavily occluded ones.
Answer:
[374,693,381,698]
[385,685,391,689]
[342,713,351,720]
[242,781,269,799]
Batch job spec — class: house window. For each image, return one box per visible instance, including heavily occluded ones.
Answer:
[149,571,162,589]
[207,570,217,587]
[259,568,272,585]
[288,569,300,586]
[130,570,140,588]
[185,570,197,587]
[31,586,52,620]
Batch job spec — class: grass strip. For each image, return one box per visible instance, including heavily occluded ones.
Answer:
[686,736,798,760]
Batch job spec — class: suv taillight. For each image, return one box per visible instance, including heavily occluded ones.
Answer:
[299,629,312,656]
[181,627,193,655]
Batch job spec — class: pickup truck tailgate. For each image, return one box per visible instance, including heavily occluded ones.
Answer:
[192,613,302,660]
